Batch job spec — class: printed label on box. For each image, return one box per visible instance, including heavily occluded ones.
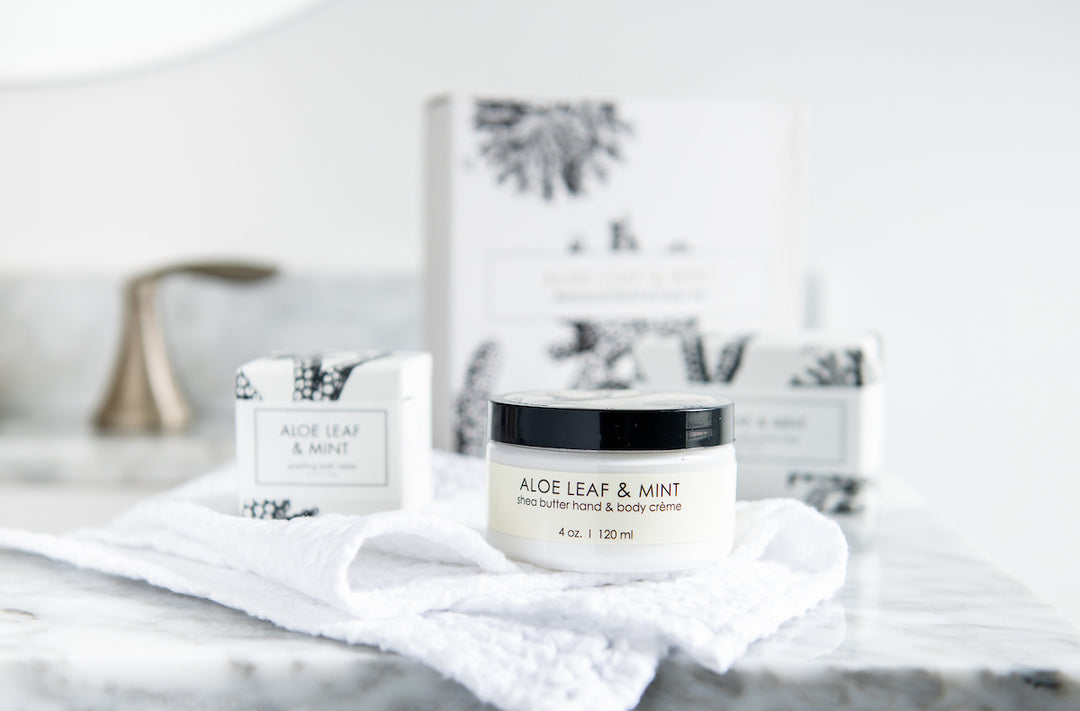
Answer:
[487,251,770,321]
[253,407,388,486]
[733,397,847,465]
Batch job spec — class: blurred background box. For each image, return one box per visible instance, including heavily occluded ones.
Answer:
[426,95,807,455]
[635,330,884,531]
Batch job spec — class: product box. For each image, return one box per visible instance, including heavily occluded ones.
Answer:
[234,351,432,518]
[634,331,884,517]
[426,95,807,454]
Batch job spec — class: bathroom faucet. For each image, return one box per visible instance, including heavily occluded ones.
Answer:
[94,261,278,431]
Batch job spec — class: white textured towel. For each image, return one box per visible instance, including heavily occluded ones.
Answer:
[0,451,847,711]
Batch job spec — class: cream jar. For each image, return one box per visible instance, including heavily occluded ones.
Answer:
[486,390,736,573]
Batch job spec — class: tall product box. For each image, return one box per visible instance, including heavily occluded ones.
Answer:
[426,95,807,454]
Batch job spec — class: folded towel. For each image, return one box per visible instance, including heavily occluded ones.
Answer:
[0,451,847,711]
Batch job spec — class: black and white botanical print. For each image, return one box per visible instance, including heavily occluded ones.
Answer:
[680,333,710,383]
[564,218,641,255]
[454,340,502,456]
[790,349,869,387]
[242,499,319,520]
[235,371,262,400]
[608,219,639,252]
[474,100,631,201]
[546,220,708,387]
[714,334,752,383]
[293,357,356,401]
[786,473,867,515]
[550,318,699,390]
[289,352,387,401]
[679,332,752,384]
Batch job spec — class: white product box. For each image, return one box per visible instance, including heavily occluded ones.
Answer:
[426,95,807,454]
[234,351,432,518]
[634,331,884,518]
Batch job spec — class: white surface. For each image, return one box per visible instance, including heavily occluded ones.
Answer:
[0,0,1078,627]
[0,452,847,711]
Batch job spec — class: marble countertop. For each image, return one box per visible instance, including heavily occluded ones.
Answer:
[1,432,1079,710]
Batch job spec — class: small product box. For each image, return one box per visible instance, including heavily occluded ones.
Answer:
[234,351,432,519]
[634,331,884,521]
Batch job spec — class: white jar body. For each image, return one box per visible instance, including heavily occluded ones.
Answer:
[486,441,736,573]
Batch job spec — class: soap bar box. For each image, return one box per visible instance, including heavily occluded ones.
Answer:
[634,331,884,519]
[234,351,432,518]
[426,94,807,455]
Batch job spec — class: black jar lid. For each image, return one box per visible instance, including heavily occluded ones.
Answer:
[489,390,734,452]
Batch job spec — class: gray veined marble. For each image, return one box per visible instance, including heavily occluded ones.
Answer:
[0,475,1078,710]
[0,550,491,711]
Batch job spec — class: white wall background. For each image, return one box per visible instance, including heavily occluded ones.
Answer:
[2,0,1078,624]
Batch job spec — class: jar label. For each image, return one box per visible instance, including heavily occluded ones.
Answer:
[487,461,735,546]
